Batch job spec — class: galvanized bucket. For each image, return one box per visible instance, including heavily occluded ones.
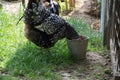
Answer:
[67,35,89,60]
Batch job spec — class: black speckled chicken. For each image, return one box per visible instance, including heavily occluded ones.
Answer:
[24,0,79,48]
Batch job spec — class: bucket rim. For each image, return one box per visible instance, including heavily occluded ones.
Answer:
[66,35,89,41]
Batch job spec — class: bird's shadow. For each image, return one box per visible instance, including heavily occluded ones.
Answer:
[4,40,74,76]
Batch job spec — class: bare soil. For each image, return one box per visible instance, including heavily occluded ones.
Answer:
[55,52,113,80]
[0,0,21,14]
[63,0,100,31]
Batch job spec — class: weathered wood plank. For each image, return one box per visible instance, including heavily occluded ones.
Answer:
[109,0,120,80]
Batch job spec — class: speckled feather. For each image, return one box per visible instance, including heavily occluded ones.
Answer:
[24,1,79,48]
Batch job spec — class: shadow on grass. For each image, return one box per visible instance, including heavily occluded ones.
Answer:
[4,40,73,79]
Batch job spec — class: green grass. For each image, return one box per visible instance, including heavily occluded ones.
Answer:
[0,74,19,80]
[0,9,106,80]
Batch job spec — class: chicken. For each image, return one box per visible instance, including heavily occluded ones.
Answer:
[24,0,79,48]
[43,0,60,15]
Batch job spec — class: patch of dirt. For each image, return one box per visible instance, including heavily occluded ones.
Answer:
[63,0,100,31]
[54,52,112,80]
[0,0,22,14]
[83,0,100,17]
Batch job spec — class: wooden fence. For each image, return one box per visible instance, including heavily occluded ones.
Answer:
[101,0,120,79]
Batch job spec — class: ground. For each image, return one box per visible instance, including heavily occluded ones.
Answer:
[63,0,100,25]
[0,0,113,80]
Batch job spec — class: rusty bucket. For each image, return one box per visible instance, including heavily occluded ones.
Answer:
[67,35,89,60]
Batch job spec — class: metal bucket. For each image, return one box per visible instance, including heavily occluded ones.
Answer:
[67,35,89,60]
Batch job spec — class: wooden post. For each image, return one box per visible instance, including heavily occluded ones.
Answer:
[69,0,72,9]
[100,0,107,46]
[109,0,120,79]
[100,0,106,33]
[69,0,75,8]
[65,0,68,11]
[73,0,75,8]
[101,0,110,49]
